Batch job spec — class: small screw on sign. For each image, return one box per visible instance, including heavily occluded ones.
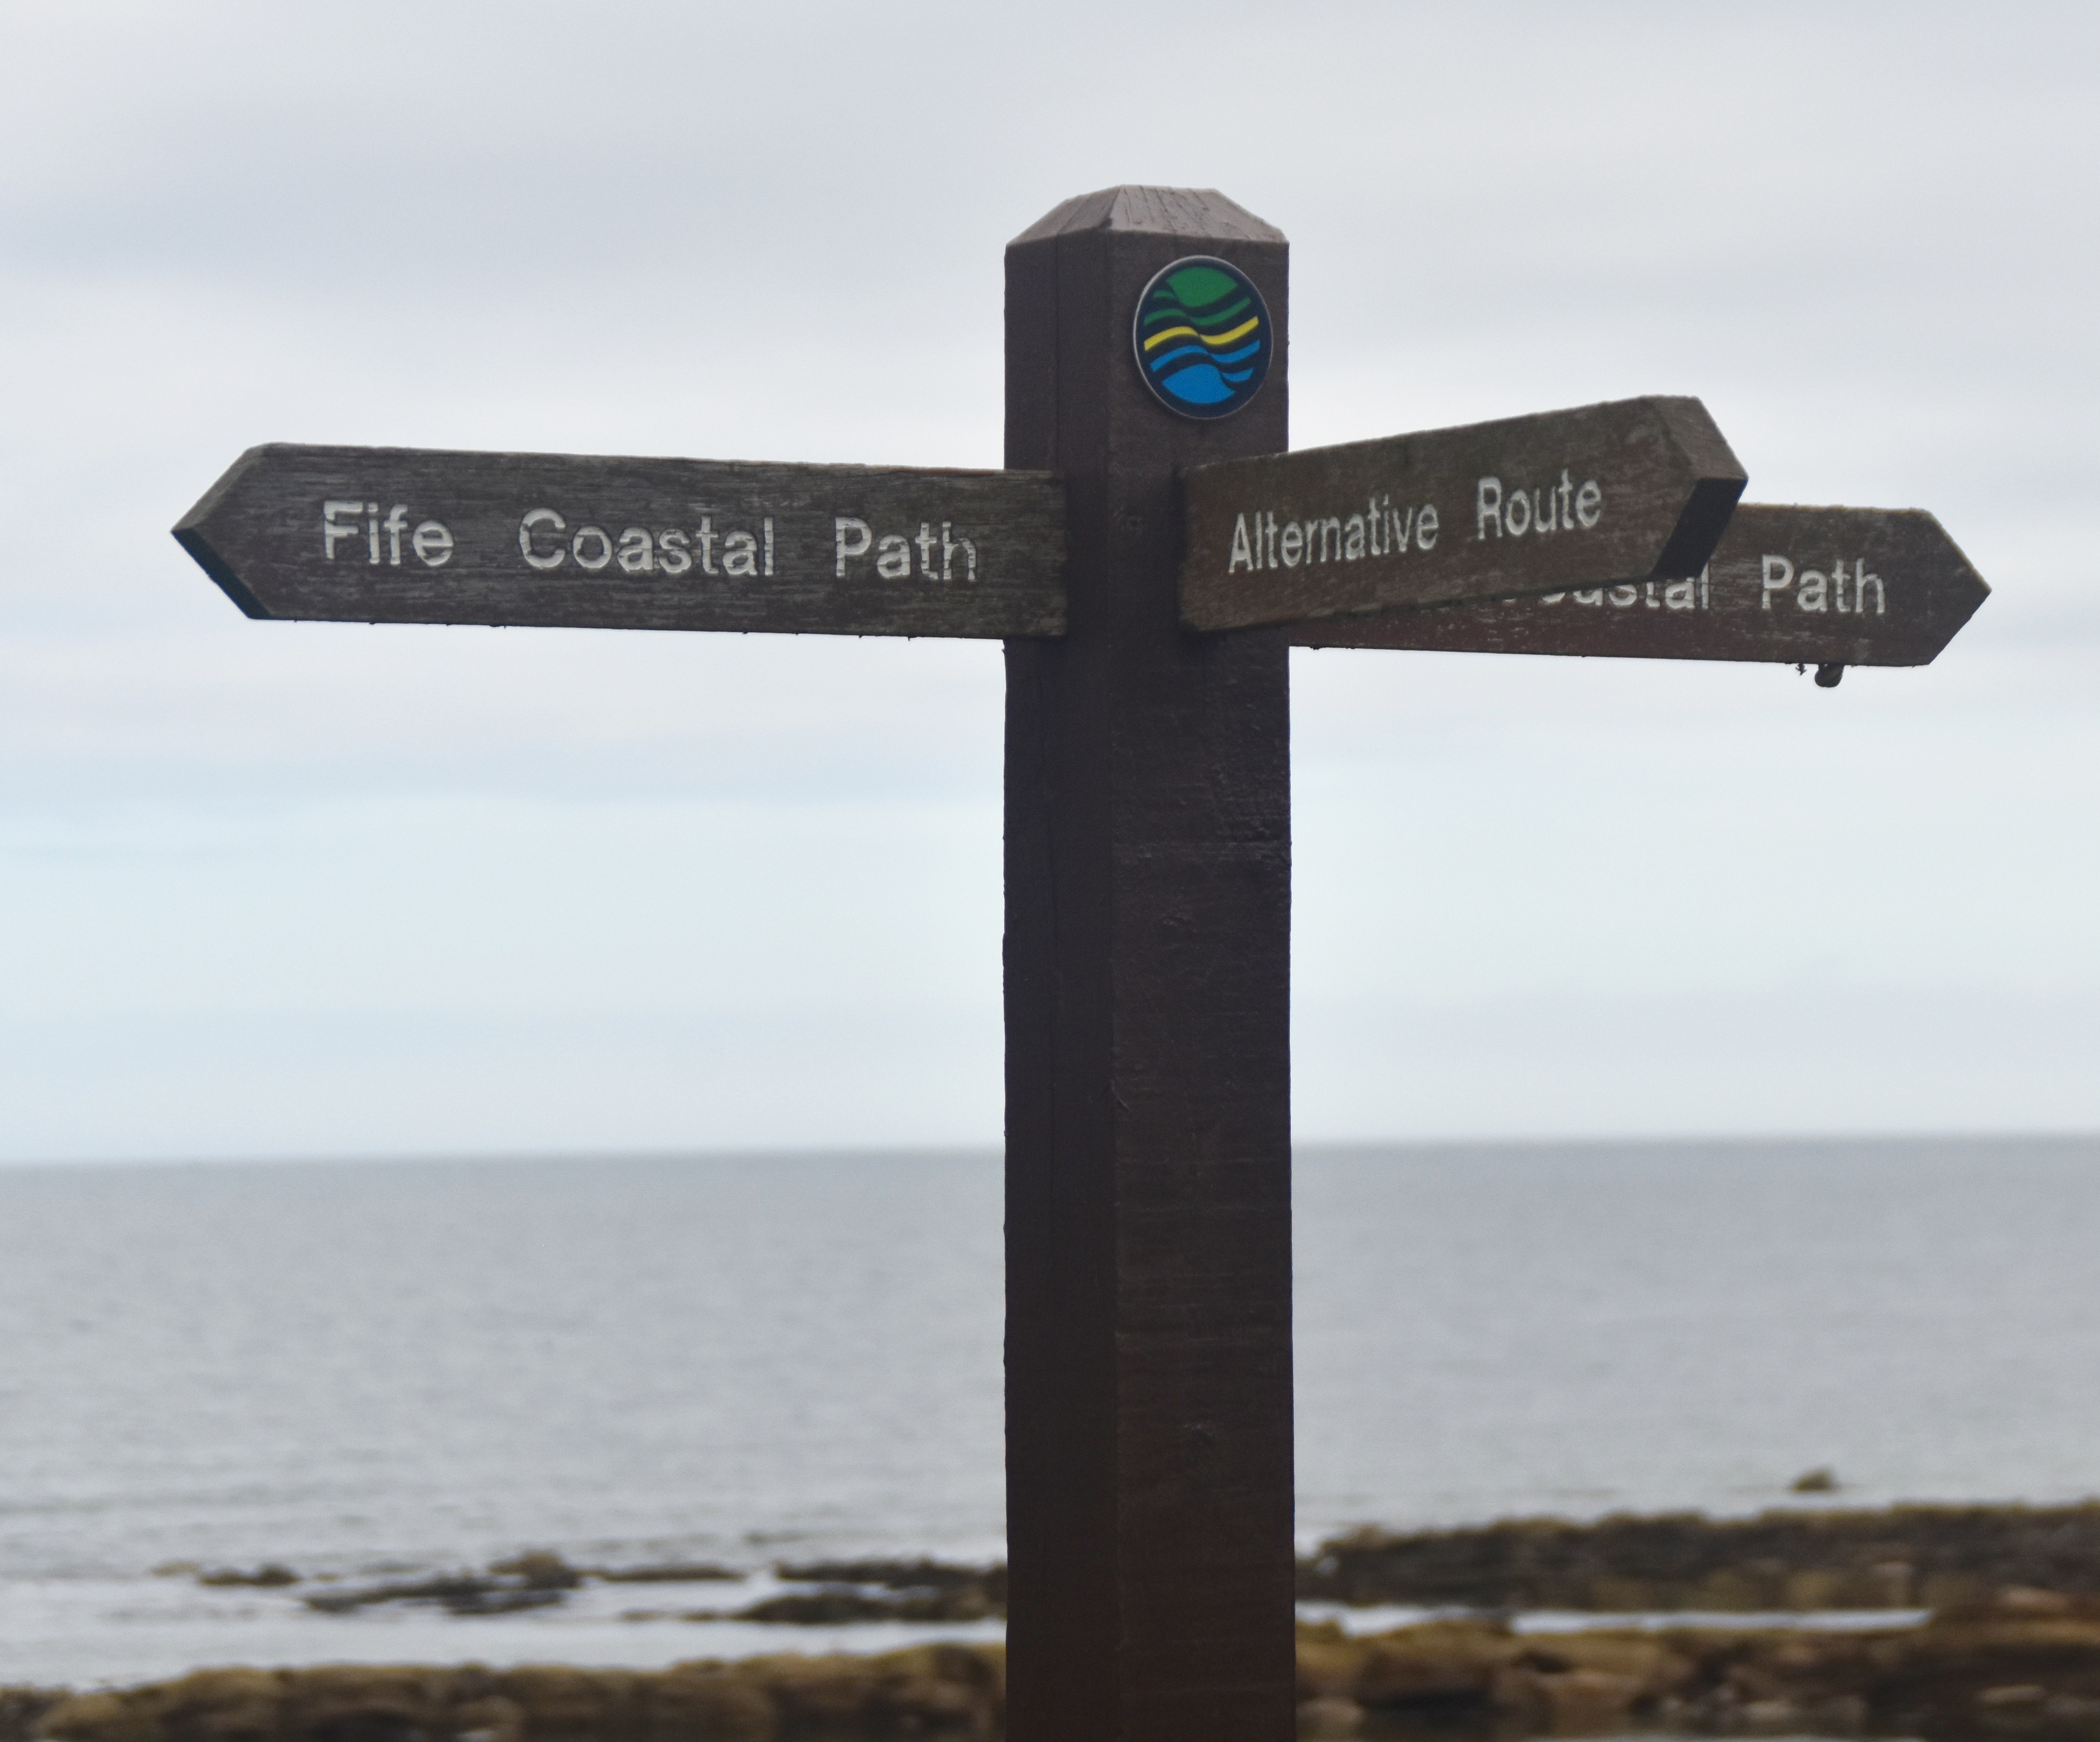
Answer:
[1132,256,1272,419]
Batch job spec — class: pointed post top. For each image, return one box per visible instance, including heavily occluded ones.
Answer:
[1008,184,1286,246]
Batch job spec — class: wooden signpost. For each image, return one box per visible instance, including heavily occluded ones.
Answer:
[174,185,1988,1742]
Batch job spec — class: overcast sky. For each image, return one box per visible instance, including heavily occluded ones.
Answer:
[1,1,2094,1162]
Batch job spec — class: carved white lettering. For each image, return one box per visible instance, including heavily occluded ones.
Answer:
[323,500,363,560]
[835,517,872,577]
[616,527,654,574]
[519,507,566,570]
[410,521,452,567]
[571,525,614,571]
[1478,473,1595,539]
[1855,560,1885,615]
[1760,553,1794,609]
[1476,477,1503,539]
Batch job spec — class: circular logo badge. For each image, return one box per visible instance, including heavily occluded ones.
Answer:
[1133,256,1272,419]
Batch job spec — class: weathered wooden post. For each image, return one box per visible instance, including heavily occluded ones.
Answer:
[1002,188,1298,1742]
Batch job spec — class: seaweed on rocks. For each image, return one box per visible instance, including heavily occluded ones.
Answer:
[738,1563,1005,1625]
[589,1563,740,1584]
[775,1561,1000,1596]
[195,1565,300,1589]
[17,1604,2100,1740]
[302,1554,581,1617]
[11,1645,1006,1742]
[1284,1596,2100,1741]
[1298,1504,2100,1614]
[735,1587,999,1626]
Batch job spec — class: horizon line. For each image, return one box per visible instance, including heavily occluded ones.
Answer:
[2,1127,2095,1171]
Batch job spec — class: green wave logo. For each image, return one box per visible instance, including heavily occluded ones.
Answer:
[1133,257,1271,419]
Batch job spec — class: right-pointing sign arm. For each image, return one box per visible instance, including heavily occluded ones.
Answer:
[1179,395,1747,631]
[1288,504,1988,667]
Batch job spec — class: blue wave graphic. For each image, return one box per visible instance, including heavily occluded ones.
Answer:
[1149,344,1211,373]
[1160,363,1235,405]
[1154,339,1263,377]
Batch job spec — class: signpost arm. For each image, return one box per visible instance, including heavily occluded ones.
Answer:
[1003,186,1296,1742]
[1289,505,1988,668]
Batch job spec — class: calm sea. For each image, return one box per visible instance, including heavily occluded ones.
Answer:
[1,1136,2095,1685]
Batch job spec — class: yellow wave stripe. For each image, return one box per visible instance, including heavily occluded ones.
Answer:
[1141,316,1261,353]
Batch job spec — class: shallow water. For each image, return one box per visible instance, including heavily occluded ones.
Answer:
[1,1135,2094,1683]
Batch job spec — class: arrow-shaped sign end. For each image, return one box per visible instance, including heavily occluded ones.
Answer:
[1915,513,1990,664]
[174,446,276,620]
[1644,396,1748,581]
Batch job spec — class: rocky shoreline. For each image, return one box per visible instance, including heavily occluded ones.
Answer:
[19,1505,2100,1740]
[162,1503,2100,1627]
[159,1496,2100,1630]
[11,1599,2100,1741]
[1299,1505,2100,1614]
[167,1554,1002,1625]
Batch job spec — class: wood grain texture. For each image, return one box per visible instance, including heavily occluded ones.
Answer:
[1003,186,1296,1742]
[174,446,1066,639]
[1292,504,1988,665]
[1010,184,1289,246]
[1180,396,1746,630]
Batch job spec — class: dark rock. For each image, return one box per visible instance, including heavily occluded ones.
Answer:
[735,1583,998,1626]
[738,1560,1005,1624]
[484,1553,581,1591]
[587,1563,739,1584]
[775,1560,1000,1597]
[736,1592,908,1625]
[196,1565,299,1588]
[303,1575,567,1617]
[1297,1503,2100,1614]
